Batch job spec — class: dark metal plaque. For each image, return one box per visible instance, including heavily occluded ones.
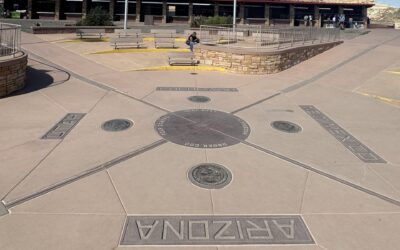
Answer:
[120,215,314,245]
[188,163,232,189]
[154,109,250,148]
[102,119,133,132]
[156,87,238,92]
[188,96,211,103]
[271,121,302,133]
[0,202,8,217]
[42,113,85,139]
[300,105,386,163]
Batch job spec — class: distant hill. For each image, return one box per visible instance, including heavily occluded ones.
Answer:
[368,3,400,24]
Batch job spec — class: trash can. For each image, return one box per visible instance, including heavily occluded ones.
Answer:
[144,15,154,25]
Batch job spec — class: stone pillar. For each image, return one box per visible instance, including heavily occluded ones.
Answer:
[82,0,89,18]
[289,5,295,26]
[27,0,33,19]
[214,3,219,17]
[136,0,141,23]
[338,6,344,15]
[188,0,193,24]
[362,6,368,28]
[314,5,320,28]
[55,0,61,20]
[239,3,245,24]
[109,0,115,21]
[264,4,270,26]
[162,0,167,24]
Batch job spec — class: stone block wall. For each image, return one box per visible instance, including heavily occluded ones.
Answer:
[0,53,28,97]
[195,41,342,74]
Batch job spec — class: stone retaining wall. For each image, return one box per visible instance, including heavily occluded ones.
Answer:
[0,53,28,97]
[195,41,342,74]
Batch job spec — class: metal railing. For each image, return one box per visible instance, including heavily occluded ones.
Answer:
[0,23,22,57]
[199,25,340,50]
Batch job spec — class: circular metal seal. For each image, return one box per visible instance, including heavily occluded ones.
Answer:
[188,163,232,189]
[271,121,302,133]
[102,119,133,132]
[154,109,250,148]
[188,96,211,103]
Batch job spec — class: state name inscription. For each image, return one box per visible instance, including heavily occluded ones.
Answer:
[120,215,314,245]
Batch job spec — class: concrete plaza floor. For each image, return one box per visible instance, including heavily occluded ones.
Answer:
[0,29,400,250]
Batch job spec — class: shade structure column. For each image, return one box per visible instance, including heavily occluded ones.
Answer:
[136,0,141,23]
[162,0,167,23]
[214,3,219,16]
[239,3,245,24]
[362,6,368,28]
[264,4,270,26]
[188,0,193,24]
[109,0,116,21]
[289,4,295,26]
[27,0,33,19]
[55,0,61,20]
[82,0,91,18]
[314,5,321,27]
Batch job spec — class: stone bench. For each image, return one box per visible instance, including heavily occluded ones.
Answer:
[168,52,198,65]
[76,28,105,39]
[110,37,146,49]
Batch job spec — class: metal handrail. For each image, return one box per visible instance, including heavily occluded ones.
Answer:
[0,23,22,57]
[199,25,340,50]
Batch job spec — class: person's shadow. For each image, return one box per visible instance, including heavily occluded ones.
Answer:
[8,66,70,97]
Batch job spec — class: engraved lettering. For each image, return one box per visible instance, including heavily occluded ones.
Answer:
[162,220,184,240]
[214,221,235,240]
[189,221,209,240]
[272,219,295,239]
[246,220,273,240]
[136,220,159,240]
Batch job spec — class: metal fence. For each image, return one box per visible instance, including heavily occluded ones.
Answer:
[199,25,340,50]
[0,23,21,57]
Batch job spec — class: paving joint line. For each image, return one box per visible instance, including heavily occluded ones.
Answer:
[240,140,400,207]
[3,139,168,209]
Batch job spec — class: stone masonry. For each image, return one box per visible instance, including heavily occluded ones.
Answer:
[0,53,28,97]
[195,42,342,74]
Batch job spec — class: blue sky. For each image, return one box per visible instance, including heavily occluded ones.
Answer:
[377,0,400,7]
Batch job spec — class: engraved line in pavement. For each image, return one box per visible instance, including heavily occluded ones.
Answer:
[241,140,400,207]
[4,139,168,209]
[300,105,386,163]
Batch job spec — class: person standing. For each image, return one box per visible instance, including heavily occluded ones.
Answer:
[186,32,200,52]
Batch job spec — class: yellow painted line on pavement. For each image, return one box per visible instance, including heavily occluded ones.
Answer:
[358,92,400,106]
[89,48,190,55]
[129,65,226,72]
[386,70,400,75]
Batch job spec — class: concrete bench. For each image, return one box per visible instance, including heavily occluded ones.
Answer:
[155,38,176,48]
[76,29,105,39]
[115,29,142,38]
[168,52,198,66]
[110,37,146,49]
